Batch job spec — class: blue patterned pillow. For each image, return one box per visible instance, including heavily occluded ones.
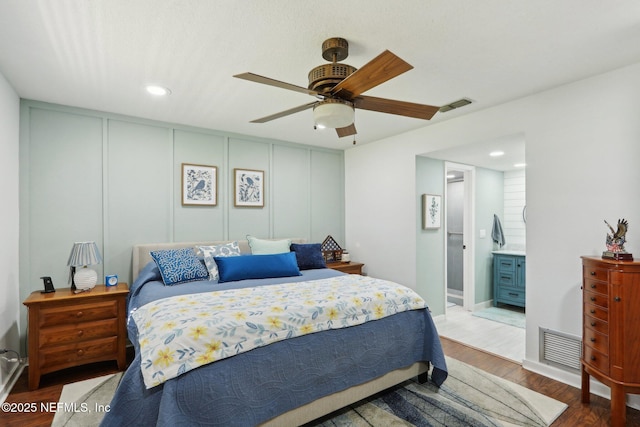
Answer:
[290,243,326,270]
[150,248,209,286]
[197,242,241,280]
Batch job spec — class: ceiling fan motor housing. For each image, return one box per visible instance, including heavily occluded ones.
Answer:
[308,63,357,93]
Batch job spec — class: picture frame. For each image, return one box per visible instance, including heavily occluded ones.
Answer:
[182,163,217,206]
[234,168,264,207]
[422,194,441,229]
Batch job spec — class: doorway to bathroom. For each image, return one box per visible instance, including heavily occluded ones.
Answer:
[444,162,474,311]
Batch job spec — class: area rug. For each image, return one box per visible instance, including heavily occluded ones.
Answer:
[472,306,526,329]
[53,357,565,427]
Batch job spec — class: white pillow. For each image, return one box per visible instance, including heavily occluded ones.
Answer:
[246,235,291,255]
[196,241,241,280]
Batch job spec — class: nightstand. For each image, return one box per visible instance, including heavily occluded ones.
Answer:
[327,261,364,275]
[23,283,129,390]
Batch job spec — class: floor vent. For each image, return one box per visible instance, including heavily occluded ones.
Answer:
[539,327,582,371]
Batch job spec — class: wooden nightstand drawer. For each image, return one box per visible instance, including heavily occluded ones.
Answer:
[327,261,364,275]
[39,299,119,328]
[39,318,119,348]
[39,336,119,371]
[583,266,608,282]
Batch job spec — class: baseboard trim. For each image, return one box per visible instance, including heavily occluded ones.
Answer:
[0,361,25,404]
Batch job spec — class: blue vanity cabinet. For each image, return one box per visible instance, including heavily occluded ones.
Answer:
[493,254,526,307]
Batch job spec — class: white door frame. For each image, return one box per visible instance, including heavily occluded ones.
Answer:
[444,162,476,311]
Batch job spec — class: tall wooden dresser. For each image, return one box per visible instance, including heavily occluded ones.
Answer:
[581,256,640,427]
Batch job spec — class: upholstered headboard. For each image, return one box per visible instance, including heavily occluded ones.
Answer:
[132,238,307,281]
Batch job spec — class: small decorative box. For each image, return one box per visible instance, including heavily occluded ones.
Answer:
[105,274,119,287]
[321,235,343,263]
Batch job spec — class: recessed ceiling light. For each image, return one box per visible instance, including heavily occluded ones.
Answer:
[514,163,526,168]
[489,150,505,157]
[146,85,171,96]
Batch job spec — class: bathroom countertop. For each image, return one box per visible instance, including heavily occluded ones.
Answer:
[492,250,526,256]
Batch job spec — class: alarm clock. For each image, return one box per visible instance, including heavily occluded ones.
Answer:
[105,274,118,287]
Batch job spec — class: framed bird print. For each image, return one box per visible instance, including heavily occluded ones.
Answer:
[182,163,217,206]
[234,168,264,207]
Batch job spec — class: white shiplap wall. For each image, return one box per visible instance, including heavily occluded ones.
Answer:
[503,169,526,250]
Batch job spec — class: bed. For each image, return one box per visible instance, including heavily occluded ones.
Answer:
[101,238,447,426]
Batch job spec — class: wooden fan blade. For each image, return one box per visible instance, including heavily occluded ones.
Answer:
[336,123,357,138]
[354,95,439,120]
[234,72,320,96]
[331,50,413,99]
[250,101,317,123]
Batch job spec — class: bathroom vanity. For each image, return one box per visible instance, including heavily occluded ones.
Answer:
[492,250,526,307]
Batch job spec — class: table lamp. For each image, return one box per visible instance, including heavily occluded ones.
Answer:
[67,241,103,291]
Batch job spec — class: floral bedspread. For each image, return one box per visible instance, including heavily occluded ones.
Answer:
[132,274,426,388]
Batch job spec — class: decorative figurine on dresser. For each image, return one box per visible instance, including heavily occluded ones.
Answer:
[581,219,640,427]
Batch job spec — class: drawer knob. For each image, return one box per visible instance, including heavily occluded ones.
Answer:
[590,284,596,288]
[77,349,84,356]
[77,330,84,337]
[590,309,596,314]
[590,337,596,342]
[590,297,596,301]
[591,322,596,327]
[591,356,596,361]
[614,297,621,302]
[76,311,84,318]
[590,271,596,276]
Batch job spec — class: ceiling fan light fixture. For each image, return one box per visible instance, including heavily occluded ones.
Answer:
[313,99,354,129]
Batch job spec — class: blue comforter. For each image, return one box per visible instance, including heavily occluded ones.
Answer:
[101,262,447,426]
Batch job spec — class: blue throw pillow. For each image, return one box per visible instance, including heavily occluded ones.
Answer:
[290,243,326,270]
[214,252,301,283]
[150,248,209,286]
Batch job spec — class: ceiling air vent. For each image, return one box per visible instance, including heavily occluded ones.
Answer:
[439,98,472,113]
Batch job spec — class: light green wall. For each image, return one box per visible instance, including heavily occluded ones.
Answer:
[474,167,504,303]
[415,156,445,315]
[19,100,344,351]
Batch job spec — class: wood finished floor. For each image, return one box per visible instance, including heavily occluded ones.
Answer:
[3,337,639,426]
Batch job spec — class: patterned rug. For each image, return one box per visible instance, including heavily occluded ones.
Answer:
[472,307,526,329]
[53,357,565,427]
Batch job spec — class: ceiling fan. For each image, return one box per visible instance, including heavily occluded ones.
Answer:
[234,37,440,138]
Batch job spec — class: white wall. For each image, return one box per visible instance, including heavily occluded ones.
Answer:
[503,169,526,250]
[0,72,20,398]
[345,62,640,401]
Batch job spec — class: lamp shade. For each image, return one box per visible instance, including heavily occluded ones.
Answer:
[67,242,102,291]
[313,99,354,129]
[67,241,103,267]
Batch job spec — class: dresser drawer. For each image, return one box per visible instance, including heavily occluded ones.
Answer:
[583,278,609,296]
[583,266,608,282]
[583,290,608,309]
[584,314,608,335]
[39,300,119,328]
[583,345,609,375]
[496,271,516,287]
[39,318,119,348]
[584,302,608,322]
[39,336,118,371]
[584,328,609,356]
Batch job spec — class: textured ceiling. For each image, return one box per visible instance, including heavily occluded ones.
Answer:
[1,0,639,158]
